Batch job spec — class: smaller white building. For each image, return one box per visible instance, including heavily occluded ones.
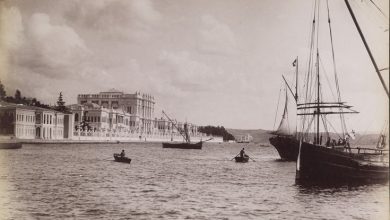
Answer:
[0,102,70,140]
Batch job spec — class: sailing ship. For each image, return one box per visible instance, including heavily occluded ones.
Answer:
[161,111,204,149]
[237,134,253,143]
[294,0,389,183]
[269,58,300,161]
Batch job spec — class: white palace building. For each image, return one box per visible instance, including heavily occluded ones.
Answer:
[0,89,217,142]
[0,102,73,140]
[76,89,155,134]
[71,89,203,141]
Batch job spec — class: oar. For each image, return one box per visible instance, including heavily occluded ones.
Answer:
[231,153,240,161]
[201,138,214,143]
[205,138,213,142]
[247,156,256,162]
[243,149,256,162]
[102,156,113,161]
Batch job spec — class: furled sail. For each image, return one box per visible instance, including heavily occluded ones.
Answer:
[184,123,191,143]
[376,121,389,149]
[274,89,297,136]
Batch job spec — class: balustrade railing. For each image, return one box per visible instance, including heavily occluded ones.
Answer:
[72,129,211,141]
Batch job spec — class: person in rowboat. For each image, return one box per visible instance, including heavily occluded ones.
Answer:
[240,148,246,158]
[120,150,125,157]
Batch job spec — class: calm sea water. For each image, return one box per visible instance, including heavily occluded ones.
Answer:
[0,142,388,220]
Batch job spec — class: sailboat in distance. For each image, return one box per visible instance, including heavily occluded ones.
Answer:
[295,0,389,183]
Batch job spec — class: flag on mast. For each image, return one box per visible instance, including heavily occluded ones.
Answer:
[292,58,297,67]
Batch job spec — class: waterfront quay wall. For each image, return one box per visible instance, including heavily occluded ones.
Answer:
[71,130,222,142]
[6,132,223,144]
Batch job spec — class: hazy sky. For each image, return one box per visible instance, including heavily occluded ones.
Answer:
[0,0,388,132]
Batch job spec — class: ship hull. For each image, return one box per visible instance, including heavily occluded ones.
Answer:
[0,142,22,149]
[162,142,202,149]
[297,142,389,184]
[269,136,299,161]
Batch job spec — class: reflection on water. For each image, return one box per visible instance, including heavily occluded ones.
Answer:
[0,143,388,219]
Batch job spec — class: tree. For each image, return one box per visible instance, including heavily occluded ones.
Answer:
[198,125,235,142]
[0,80,6,100]
[56,92,68,112]
[31,98,37,106]
[15,89,21,103]
[57,92,65,106]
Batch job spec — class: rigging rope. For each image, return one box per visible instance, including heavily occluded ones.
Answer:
[321,114,330,137]
[326,0,348,137]
[319,82,330,137]
[301,0,319,138]
[286,92,291,134]
[368,0,389,20]
[324,117,343,140]
[272,82,283,131]
[319,56,337,101]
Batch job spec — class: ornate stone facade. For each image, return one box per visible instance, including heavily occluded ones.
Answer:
[77,89,155,134]
[0,102,69,140]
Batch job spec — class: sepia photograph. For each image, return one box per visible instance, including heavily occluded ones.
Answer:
[0,0,388,219]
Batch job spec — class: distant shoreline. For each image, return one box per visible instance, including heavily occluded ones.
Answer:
[0,138,224,145]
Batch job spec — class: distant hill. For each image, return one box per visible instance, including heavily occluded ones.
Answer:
[350,133,384,146]
[227,128,383,146]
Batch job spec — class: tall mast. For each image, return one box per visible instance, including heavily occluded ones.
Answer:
[316,50,320,144]
[344,0,389,98]
[295,56,299,101]
[295,56,299,136]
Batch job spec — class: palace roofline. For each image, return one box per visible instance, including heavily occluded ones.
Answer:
[0,102,65,113]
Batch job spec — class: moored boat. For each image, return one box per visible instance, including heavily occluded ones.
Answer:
[269,136,299,161]
[269,80,299,161]
[161,110,211,150]
[162,141,202,149]
[113,153,131,163]
[294,0,389,184]
[296,142,389,183]
[0,141,22,149]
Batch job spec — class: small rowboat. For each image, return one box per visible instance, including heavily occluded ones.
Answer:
[235,156,249,163]
[113,153,131,163]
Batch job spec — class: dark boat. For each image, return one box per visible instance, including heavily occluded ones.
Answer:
[269,136,299,161]
[294,0,389,184]
[162,141,202,149]
[113,154,131,163]
[269,80,300,161]
[161,110,212,150]
[297,143,389,183]
[234,155,249,163]
[0,141,22,149]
